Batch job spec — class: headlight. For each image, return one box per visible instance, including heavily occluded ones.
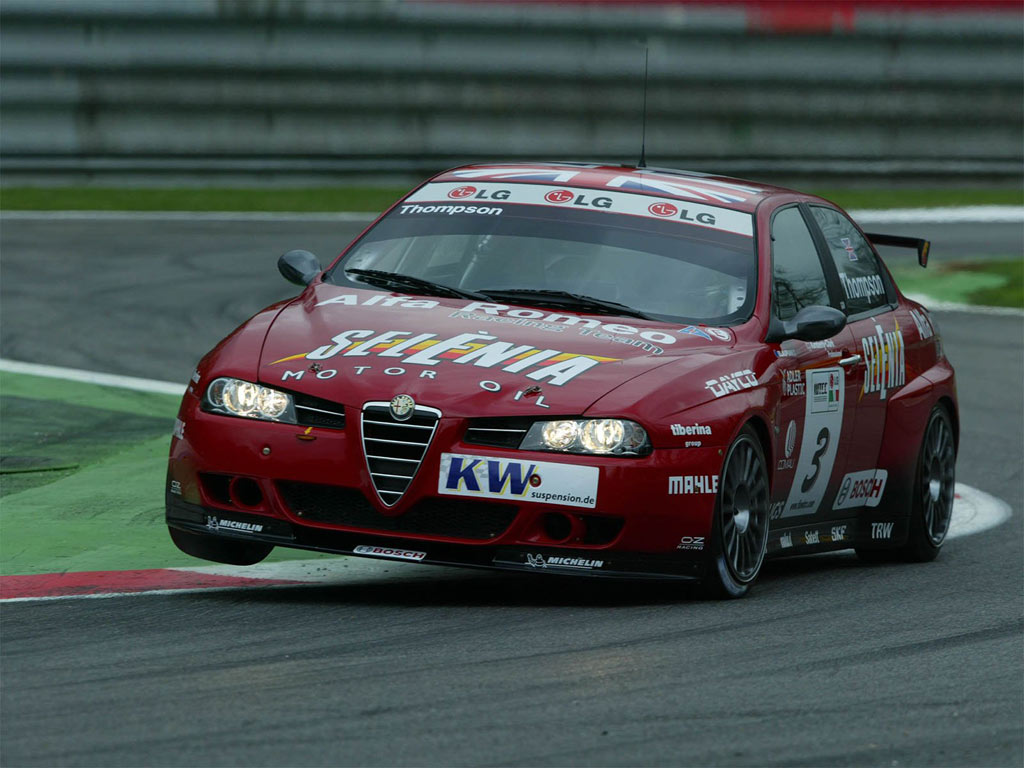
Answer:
[202,377,297,423]
[521,418,650,456]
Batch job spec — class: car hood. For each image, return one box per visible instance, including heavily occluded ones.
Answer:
[257,285,738,417]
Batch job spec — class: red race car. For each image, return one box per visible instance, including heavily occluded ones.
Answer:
[166,163,957,598]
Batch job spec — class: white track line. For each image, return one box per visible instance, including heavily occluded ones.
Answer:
[849,206,1023,224]
[0,583,309,604]
[1,205,1021,224]
[905,294,1023,317]
[0,358,184,395]
[945,484,1013,540]
[2,484,1011,603]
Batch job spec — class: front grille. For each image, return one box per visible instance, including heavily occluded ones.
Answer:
[464,417,533,449]
[277,482,518,540]
[278,390,346,429]
[361,402,440,506]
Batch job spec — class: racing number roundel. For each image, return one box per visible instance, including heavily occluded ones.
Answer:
[448,186,477,199]
[648,202,678,217]
[544,190,575,204]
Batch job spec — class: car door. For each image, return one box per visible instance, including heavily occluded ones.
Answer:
[767,205,859,525]
[806,205,898,517]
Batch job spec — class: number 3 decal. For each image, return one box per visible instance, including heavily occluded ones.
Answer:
[800,427,830,493]
[782,368,844,518]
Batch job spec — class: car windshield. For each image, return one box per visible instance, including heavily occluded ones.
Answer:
[325,183,757,325]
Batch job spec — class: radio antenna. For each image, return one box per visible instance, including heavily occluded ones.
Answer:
[638,46,649,169]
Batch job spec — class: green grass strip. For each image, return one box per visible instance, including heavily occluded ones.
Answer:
[809,188,1022,210]
[0,371,331,575]
[1,186,1021,212]
[1,370,183,418]
[889,258,1023,308]
[961,259,1024,308]
[0,186,408,213]
[0,433,330,575]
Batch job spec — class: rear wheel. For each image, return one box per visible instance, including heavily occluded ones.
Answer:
[169,527,273,566]
[857,405,956,563]
[902,405,956,561]
[698,426,770,599]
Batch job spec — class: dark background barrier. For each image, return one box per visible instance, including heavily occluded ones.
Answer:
[1,0,1021,184]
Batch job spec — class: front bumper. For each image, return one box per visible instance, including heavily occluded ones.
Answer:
[167,398,724,574]
[167,495,704,580]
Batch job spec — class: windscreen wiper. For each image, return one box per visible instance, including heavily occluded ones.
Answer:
[344,268,488,301]
[478,288,654,320]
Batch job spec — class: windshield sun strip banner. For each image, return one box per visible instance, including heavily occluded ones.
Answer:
[401,182,754,238]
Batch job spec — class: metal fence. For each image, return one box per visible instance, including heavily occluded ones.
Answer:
[1,0,1021,183]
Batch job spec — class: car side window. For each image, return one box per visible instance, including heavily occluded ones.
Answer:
[809,206,890,315]
[771,206,831,321]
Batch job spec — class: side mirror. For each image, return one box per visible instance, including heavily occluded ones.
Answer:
[278,249,322,286]
[766,305,847,343]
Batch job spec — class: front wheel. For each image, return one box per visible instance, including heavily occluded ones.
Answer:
[698,426,770,599]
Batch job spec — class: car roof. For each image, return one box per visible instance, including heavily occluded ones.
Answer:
[431,162,801,214]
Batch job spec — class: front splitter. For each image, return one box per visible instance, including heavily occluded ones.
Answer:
[166,495,704,582]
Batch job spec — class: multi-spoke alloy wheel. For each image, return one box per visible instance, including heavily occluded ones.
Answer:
[920,408,956,547]
[896,406,957,562]
[857,404,957,564]
[701,426,770,598]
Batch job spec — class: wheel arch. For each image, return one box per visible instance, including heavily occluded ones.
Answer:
[875,369,956,519]
[743,413,774,490]
[936,394,959,456]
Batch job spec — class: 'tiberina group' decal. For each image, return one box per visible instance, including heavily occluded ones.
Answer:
[270,329,619,386]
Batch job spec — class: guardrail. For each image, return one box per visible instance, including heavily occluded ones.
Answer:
[1,0,1021,183]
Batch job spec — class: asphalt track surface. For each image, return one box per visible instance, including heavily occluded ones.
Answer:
[1,216,1022,767]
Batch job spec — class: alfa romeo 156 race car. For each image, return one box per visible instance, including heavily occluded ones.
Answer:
[166,162,957,597]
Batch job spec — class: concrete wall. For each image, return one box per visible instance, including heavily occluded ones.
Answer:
[1,0,1021,183]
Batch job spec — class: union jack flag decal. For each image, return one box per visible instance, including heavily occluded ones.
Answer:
[451,167,582,183]
[606,174,758,204]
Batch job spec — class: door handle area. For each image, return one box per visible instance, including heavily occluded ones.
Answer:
[839,354,862,366]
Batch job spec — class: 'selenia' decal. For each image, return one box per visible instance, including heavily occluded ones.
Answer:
[270,329,619,386]
[861,324,905,400]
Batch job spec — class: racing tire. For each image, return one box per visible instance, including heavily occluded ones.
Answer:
[901,405,957,561]
[856,405,956,564]
[169,527,274,566]
[697,426,770,599]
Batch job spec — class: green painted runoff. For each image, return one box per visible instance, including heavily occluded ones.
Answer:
[0,371,332,575]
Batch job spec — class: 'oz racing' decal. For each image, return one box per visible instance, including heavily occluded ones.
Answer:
[781,367,844,518]
[438,453,598,508]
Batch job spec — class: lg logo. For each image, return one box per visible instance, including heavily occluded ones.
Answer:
[543,189,612,208]
[648,202,678,217]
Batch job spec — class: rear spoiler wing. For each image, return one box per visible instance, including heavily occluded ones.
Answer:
[866,233,930,268]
